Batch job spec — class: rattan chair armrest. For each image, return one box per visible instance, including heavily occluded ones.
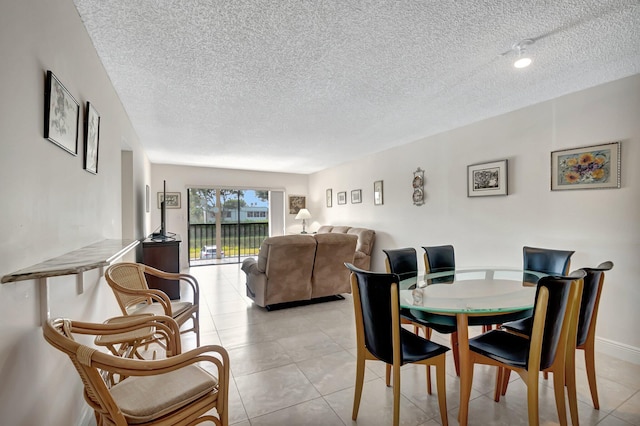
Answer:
[141,264,200,305]
[74,315,183,356]
[111,284,173,314]
[90,344,229,383]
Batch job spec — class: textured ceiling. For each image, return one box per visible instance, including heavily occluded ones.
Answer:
[73,0,640,174]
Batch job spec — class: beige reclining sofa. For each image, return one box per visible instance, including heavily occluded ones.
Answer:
[241,233,357,308]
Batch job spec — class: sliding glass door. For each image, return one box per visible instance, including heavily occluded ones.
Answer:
[188,188,269,266]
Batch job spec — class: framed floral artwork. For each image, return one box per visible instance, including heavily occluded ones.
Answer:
[288,195,306,214]
[44,70,79,155]
[551,142,621,191]
[326,188,332,208]
[84,102,100,174]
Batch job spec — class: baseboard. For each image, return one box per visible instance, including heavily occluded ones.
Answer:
[596,336,640,365]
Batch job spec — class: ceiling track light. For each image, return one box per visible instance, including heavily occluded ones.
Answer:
[513,39,534,69]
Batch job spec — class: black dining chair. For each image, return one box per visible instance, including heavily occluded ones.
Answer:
[499,262,613,424]
[523,245,575,276]
[382,247,418,281]
[345,263,449,426]
[465,271,585,426]
[383,247,459,392]
[498,246,576,379]
[572,261,613,410]
[422,245,455,272]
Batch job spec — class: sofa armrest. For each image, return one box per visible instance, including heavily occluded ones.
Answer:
[347,228,376,256]
[241,258,261,275]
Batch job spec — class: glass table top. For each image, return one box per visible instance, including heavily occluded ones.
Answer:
[399,268,546,315]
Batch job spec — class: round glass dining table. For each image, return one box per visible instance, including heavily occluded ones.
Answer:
[398,268,546,426]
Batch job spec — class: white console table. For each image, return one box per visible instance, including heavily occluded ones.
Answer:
[1,239,139,323]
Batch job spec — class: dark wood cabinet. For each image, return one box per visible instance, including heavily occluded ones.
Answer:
[142,235,181,300]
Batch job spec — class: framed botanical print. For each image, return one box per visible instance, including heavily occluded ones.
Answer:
[84,102,100,174]
[288,195,306,214]
[551,142,621,191]
[337,191,347,205]
[326,188,332,207]
[44,70,79,156]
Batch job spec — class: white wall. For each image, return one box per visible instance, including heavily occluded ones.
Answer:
[150,164,309,268]
[0,1,637,424]
[309,74,640,362]
[0,0,149,424]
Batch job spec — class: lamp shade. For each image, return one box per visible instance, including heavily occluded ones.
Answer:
[295,208,311,220]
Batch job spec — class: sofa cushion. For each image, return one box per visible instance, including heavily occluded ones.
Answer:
[330,226,351,234]
[316,225,334,233]
[311,233,357,298]
[110,364,218,424]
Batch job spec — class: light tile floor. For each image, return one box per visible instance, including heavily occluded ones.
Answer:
[180,263,639,426]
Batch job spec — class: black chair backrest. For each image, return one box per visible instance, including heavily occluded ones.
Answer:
[382,248,418,280]
[422,245,455,272]
[536,272,582,370]
[576,261,613,346]
[523,246,575,275]
[346,263,400,365]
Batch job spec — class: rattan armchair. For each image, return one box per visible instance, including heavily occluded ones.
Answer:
[43,316,229,426]
[105,262,200,347]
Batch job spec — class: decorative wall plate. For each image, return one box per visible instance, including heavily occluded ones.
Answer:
[413,168,425,206]
[412,188,424,203]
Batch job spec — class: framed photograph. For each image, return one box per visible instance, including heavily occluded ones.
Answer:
[551,141,621,191]
[467,159,508,197]
[288,195,306,214]
[83,102,100,174]
[44,70,79,155]
[158,192,181,209]
[374,180,383,205]
[326,188,332,208]
[351,189,362,204]
[337,191,347,205]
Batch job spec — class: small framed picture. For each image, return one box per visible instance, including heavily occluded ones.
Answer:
[83,102,100,174]
[158,192,181,209]
[467,159,508,197]
[551,142,621,191]
[44,70,79,156]
[374,180,383,205]
[351,189,362,204]
[337,191,347,205]
[288,195,306,214]
[326,188,332,208]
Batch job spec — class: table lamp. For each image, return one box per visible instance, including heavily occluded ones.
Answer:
[295,208,311,234]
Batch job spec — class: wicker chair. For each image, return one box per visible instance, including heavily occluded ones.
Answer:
[43,316,229,426]
[105,262,200,347]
